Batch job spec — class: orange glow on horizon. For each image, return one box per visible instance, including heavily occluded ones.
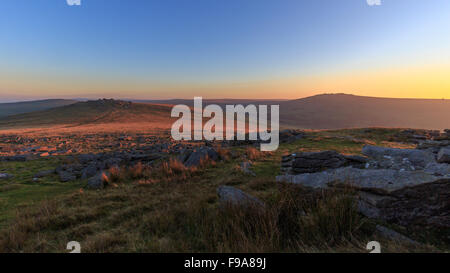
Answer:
[1,63,450,100]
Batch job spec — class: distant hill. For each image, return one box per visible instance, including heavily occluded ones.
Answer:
[279,94,450,130]
[138,94,450,130]
[0,99,173,129]
[1,94,449,131]
[0,99,77,118]
[134,99,286,107]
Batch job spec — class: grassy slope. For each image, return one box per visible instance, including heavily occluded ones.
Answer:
[0,100,173,129]
[0,158,84,225]
[0,128,443,253]
[0,99,77,118]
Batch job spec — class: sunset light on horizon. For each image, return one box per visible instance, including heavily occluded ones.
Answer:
[1,0,450,101]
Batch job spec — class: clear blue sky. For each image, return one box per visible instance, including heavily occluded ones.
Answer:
[1,0,449,101]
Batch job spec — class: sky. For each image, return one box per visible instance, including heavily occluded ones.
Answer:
[0,0,450,101]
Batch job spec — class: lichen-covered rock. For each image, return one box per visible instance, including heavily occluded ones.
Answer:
[277,166,442,194]
[362,145,436,169]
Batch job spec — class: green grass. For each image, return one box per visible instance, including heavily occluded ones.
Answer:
[0,128,445,253]
[0,157,83,226]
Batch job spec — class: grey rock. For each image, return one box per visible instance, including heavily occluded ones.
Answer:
[288,151,365,174]
[103,157,122,169]
[424,162,450,176]
[343,155,368,164]
[375,225,418,245]
[59,171,76,182]
[81,163,99,179]
[280,129,305,143]
[217,186,264,208]
[437,148,450,163]
[77,154,96,164]
[177,149,193,163]
[0,173,13,180]
[240,162,256,176]
[130,153,161,162]
[417,140,450,150]
[362,145,436,169]
[277,166,442,194]
[34,169,55,178]
[87,172,106,189]
[184,148,219,167]
[2,155,27,162]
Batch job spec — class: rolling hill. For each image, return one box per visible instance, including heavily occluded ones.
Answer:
[0,99,77,118]
[278,94,450,130]
[1,94,449,131]
[146,94,450,130]
[0,99,174,130]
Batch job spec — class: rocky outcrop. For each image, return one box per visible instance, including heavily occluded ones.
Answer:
[362,145,436,170]
[394,129,441,144]
[281,151,367,174]
[277,144,450,239]
[277,167,444,193]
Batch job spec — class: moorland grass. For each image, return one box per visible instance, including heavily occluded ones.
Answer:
[0,129,444,252]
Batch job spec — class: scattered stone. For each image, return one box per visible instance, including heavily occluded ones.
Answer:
[1,155,28,162]
[240,162,256,176]
[103,157,122,169]
[417,140,450,150]
[77,154,96,164]
[59,171,77,182]
[217,186,264,209]
[81,163,99,179]
[184,148,219,167]
[34,169,55,178]
[0,173,13,180]
[279,129,305,143]
[87,172,106,189]
[437,148,450,163]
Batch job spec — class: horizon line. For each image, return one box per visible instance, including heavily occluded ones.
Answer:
[1,93,450,104]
